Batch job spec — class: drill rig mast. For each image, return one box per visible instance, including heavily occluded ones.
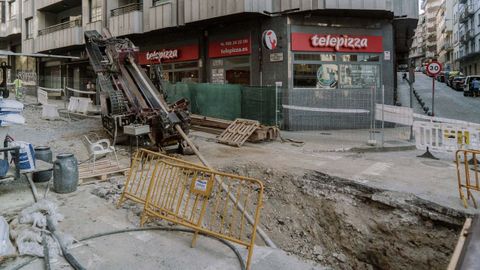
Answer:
[84,30,190,150]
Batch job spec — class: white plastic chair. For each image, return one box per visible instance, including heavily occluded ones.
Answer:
[82,134,119,171]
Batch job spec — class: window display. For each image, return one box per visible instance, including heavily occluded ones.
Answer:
[293,53,380,89]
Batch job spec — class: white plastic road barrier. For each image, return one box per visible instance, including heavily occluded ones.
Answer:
[375,104,413,125]
[67,97,92,114]
[37,89,48,105]
[413,121,480,152]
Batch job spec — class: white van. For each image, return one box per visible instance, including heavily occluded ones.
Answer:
[463,76,480,97]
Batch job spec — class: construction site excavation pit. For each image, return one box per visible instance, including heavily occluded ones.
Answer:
[221,164,465,270]
[93,163,466,270]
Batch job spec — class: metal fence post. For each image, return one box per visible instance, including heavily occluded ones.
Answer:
[381,85,385,147]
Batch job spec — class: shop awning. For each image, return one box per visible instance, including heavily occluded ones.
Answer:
[0,50,80,59]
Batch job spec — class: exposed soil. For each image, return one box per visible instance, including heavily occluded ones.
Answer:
[223,164,465,270]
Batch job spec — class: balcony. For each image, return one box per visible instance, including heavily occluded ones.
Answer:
[6,17,21,36]
[148,0,179,32]
[35,18,83,52]
[23,0,34,18]
[37,0,82,11]
[459,6,474,24]
[443,43,453,51]
[109,3,143,37]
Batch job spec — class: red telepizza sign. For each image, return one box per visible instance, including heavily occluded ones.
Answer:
[208,37,251,58]
[138,44,199,65]
[291,32,383,53]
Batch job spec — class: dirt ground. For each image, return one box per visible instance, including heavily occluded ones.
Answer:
[222,164,462,270]
[1,100,467,269]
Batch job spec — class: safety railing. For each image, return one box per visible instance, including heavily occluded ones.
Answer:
[110,2,143,17]
[38,18,82,36]
[118,149,264,270]
[456,149,480,208]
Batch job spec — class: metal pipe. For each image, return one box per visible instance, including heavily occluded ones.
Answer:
[175,125,277,248]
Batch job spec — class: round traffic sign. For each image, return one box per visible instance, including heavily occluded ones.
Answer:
[426,61,442,76]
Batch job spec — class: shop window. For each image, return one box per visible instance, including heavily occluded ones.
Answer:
[341,54,380,62]
[293,63,338,88]
[210,56,250,85]
[294,53,336,62]
[156,61,199,83]
[339,64,380,89]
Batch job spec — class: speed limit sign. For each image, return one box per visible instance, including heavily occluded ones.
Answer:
[426,61,442,76]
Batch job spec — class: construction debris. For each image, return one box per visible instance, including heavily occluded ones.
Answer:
[191,114,279,144]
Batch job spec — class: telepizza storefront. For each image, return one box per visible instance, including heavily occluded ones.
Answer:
[138,44,200,84]
[208,36,252,85]
[291,33,383,90]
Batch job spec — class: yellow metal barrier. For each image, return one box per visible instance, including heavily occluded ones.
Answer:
[456,149,480,208]
[117,149,208,207]
[118,149,264,270]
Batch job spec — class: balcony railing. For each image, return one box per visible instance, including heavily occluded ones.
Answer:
[38,18,82,36]
[111,3,143,17]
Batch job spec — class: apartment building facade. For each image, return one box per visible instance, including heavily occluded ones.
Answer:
[0,0,418,107]
[409,13,426,67]
[421,0,442,60]
[452,0,480,75]
[436,0,454,71]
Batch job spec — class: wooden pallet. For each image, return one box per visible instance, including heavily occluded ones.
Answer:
[217,118,260,147]
[79,159,129,184]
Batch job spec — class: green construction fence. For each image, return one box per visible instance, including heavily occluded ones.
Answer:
[164,82,280,126]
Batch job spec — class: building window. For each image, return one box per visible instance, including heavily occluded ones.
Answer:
[8,0,15,20]
[156,61,199,83]
[25,18,33,39]
[293,53,381,89]
[0,2,5,23]
[89,0,102,22]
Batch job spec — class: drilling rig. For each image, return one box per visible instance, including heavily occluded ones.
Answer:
[84,30,191,152]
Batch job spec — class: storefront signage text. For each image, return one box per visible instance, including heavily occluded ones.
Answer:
[291,32,383,53]
[209,37,251,58]
[138,44,199,65]
[146,49,179,62]
[310,35,368,51]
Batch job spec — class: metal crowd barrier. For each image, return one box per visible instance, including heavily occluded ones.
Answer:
[456,149,480,208]
[118,149,264,270]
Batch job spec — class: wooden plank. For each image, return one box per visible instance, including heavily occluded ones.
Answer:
[447,218,472,270]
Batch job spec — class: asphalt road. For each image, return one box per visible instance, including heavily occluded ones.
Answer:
[398,72,480,124]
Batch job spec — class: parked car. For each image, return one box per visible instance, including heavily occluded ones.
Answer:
[447,71,464,87]
[463,75,480,96]
[415,67,421,72]
[451,76,465,91]
[436,72,446,82]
